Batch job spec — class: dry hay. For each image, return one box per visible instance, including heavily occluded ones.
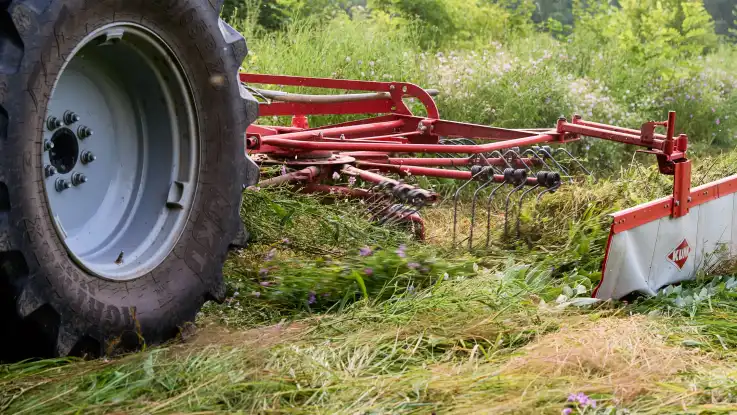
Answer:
[501,314,711,401]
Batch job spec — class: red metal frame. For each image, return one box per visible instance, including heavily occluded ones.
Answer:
[242,73,696,244]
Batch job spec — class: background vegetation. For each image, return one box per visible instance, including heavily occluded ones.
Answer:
[4,0,737,413]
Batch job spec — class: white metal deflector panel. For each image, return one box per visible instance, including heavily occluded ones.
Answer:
[596,194,737,300]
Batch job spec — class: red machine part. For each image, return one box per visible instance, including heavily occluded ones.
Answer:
[241,73,692,250]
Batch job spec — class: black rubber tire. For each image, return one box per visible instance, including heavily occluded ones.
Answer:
[0,0,260,359]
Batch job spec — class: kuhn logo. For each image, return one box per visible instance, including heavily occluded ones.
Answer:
[667,239,691,270]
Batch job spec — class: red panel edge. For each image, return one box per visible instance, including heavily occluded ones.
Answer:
[689,174,737,207]
[592,225,615,298]
[609,174,737,235]
[610,196,672,234]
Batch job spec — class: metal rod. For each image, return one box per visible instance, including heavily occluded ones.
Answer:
[469,174,497,250]
[261,133,558,154]
[485,183,508,248]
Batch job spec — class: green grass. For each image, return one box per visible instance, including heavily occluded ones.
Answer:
[6,3,737,414]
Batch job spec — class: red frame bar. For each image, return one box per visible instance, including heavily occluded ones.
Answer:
[240,73,440,119]
[259,133,558,154]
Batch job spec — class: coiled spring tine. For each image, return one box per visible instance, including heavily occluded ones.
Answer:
[534,146,572,183]
[469,168,496,250]
[536,172,562,202]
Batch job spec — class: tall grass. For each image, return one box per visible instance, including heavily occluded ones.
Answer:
[233,4,737,170]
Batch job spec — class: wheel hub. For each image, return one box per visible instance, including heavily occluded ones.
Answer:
[42,23,199,281]
[48,128,80,174]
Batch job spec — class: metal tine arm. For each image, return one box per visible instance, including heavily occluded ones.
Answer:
[533,146,572,183]
[502,148,533,172]
[514,171,561,237]
[536,182,561,202]
[515,185,540,237]
[485,181,509,249]
[554,147,596,181]
[380,191,430,228]
[502,170,530,238]
[484,150,511,174]
[452,167,490,248]
[468,168,497,250]
[521,148,555,173]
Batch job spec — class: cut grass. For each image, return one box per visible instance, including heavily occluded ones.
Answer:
[5,265,737,414]
[7,153,737,413]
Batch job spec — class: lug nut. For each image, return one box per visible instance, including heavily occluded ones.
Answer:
[55,178,71,192]
[77,126,93,139]
[44,165,57,178]
[81,151,96,164]
[63,111,80,125]
[44,140,54,151]
[71,172,88,186]
[46,116,63,131]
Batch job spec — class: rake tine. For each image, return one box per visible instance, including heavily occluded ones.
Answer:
[503,169,529,239]
[521,148,554,173]
[555,147,596,181]
[536,183,561,202]
[484,181,508,249]
[367,182,395,214]
[378,204,410,226]
[468,168,496,250]
[381,200,426,229]
[502,148,533,172]
[536,172,562,202]
[534,146,572,183]
[515,184,541,238]
[380,189,430,228]
[453,168,488,249]
[485,167,525,248]
[487,150,512,173]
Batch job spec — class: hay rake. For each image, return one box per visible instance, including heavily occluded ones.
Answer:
[241,72,737,301]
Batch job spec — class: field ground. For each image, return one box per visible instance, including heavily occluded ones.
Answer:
[6,174,737,414]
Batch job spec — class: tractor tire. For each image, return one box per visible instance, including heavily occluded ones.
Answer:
[0,0,260,359]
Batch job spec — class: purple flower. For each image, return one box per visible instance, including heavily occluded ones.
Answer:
[281,238,290,245]
[308,291,316,305]
[348,176,357,187]
[716,118,721,125]
[259,268,269,276]
[252,291,261,298]
[396,244,406,258]
[408,262,420,270]
[364,268,373,276]
[260,281,271,287]
[567,392,596,408]
[407,284,415,294]
[281,165,287,175]
[264,248,276,261]
[561,409,572,415]
[332,171,341,180]
[359,246,373,257]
